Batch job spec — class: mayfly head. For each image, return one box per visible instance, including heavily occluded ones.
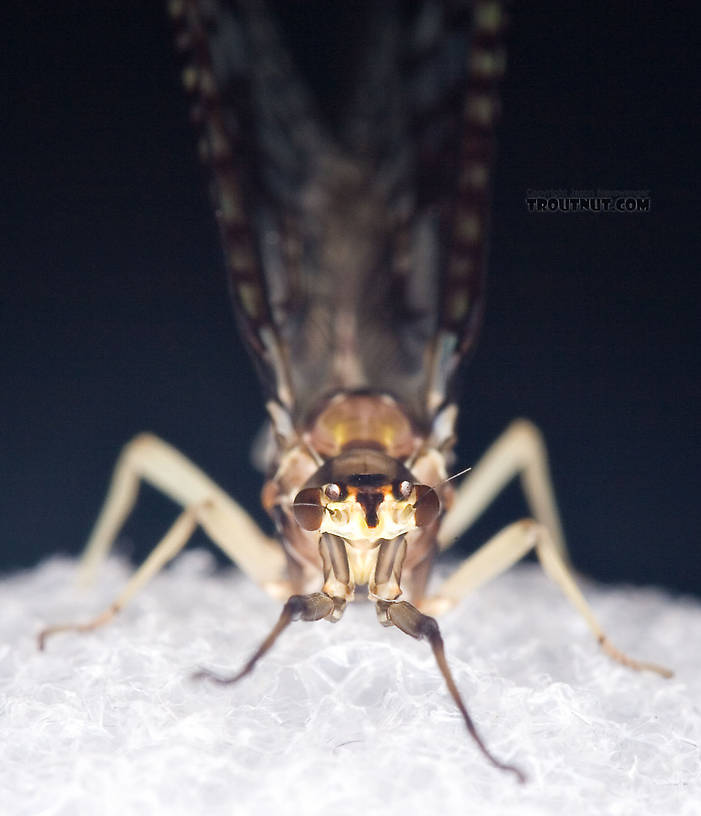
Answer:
[292,447,440,542]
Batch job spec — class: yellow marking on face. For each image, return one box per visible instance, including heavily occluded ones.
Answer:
[319,487,418,545]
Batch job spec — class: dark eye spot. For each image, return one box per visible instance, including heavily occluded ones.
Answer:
[414,485,440,527]
[324,482,341,501]
[293,488,324,531]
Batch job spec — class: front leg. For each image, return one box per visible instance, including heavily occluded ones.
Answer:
[196,592,346,685]
[377,599,525,782]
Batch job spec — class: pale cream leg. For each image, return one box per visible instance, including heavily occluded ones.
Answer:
[78,433,285,587]
[425,518,672,677]
[40,435,289,648]
[438,419,567,561]
[39,507,199,648]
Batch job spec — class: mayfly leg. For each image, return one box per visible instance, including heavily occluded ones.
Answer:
[377,599,526,783]
[194,593,346,685]
[427,519,672,678]
[439,419,568,563]
[38,506,198,650]
[77,433,284,588]
[38,434,287,650]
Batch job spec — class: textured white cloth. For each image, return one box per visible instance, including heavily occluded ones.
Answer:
[2,551,699,816]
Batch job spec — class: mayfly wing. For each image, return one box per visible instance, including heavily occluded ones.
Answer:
[172,0,297,412]
[172,0,506,432]
[424,1,507,418]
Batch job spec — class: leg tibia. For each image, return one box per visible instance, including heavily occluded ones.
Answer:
[377,599,525,782]
[39,507,199,649]
[78,433,284,587]
[426,519,672,677]
[195,592,342,685]
[439,419,567,562]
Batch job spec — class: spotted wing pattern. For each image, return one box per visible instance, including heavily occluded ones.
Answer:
[171,0,506,430]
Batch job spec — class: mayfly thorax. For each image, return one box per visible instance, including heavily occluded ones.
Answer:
[39,0,672,782]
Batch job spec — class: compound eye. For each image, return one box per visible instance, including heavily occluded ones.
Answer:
[293,487,324,531]
[413,484,440,527]
[393,480,413,500]
[323,482,342,501]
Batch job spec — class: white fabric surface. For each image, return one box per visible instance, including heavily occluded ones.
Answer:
[1,551,699,816]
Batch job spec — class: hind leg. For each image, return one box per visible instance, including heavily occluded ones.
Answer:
[426,518,671,677]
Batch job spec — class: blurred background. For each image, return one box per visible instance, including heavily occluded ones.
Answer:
[4,2,698,594]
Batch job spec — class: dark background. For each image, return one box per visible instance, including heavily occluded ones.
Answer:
[4,2,698,594]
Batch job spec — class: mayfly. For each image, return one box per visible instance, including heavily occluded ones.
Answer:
[39,0,671,781]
